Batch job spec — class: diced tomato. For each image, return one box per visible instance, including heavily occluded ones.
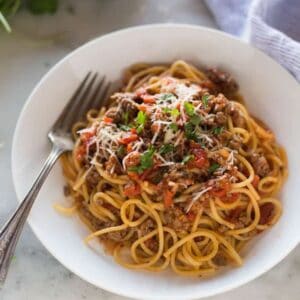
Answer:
[103,116,113,123]
[190,140,202,149]
[76,145,86,161]
[211,188,227,198]
[142,95,156,104]
[194,156,207,168]
[126,143,133,153]
[211,181,231,198]
[128,172,140,181]
[176,103,181,110]
[138,104,147,112]
[191,148,207,168]
[222,192,239,203]
[164,190,174,208]
[124,182,141,197]
[81,130,95,143]
[135,87,147,98]
[130,128,137,134]
[251,175,260,188]
[119,134,138,144]
[187,211,196,222]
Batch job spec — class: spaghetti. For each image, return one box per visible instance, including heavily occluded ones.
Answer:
[57,60,287,276]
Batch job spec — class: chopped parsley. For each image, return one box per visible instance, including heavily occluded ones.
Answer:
[182,154,194,164]
[135,111,147,134]
[184,122,198,141]
[159,144,175,155]
[116,145,126,157]
[190,114,202,126]
[202,94,209,107]
[184,102,202,127]
[184,102,195,116]
[162,107,180,117]
[171,108,180,117]
[122,111,129,124]
[212,126,224,135]
[170,123,178,132]
[129,146,155,174]
[208,162,220,174]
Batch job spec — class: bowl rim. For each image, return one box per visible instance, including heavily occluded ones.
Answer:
[11,23,300,300]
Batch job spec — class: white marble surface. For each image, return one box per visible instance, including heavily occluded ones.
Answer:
[0,1,299,299]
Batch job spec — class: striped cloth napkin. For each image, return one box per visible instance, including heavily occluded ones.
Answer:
[205,0,300,82]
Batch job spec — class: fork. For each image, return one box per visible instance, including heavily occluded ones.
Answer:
[0,73,110,283]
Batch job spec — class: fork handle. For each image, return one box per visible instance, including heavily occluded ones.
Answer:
[0,145,64,283]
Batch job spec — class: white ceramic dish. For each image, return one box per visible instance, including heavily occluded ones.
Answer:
[12,24,300,300]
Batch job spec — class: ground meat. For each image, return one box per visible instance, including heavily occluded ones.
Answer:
[259,203,274,225]
[105,155,122,175]
[124,151,141,168]
[162,164,192,184]
[109,92,139,123]
[206,68,239,95]
[228,134,242,150]
[86,168,101,190]
[208,152,226,166]
[164,206,191,231]
[138,218,155,237]
[232,110,246,128]
[226,206,248,229]
[212,253,228,266]
[105,107,122,123]
[144,238,159,252]
[106,228,129,242]
[250,153,270,177]
[137,219,159,251]
[225,102,246,128]
[215,112,227,125]
[201,115,216,126]
[211,93,228,112]
[78,204,106,229]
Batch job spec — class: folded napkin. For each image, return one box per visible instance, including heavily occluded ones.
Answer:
[205,0,300,81]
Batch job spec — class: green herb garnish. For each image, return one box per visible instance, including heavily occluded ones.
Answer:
[208,162,220,173]
[117,145,126,157]
[171,108,180,117]
[184,102,195,116]
[129,146,155,174]
[170,123,178,132]
[182,154,194,164]
[184,122,198,141]
[202,94,209,107]
[135,111,147,134]
[162,107,180,117]
[190,114,202,126]
[159,144,175,155]
[123,111,129,125]
[212,126,224,135]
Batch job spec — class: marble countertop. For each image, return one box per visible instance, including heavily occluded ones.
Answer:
[0,1,299,299]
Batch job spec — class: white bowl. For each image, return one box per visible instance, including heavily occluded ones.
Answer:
[12,24,300,300]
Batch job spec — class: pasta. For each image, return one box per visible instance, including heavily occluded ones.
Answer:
[57,60,287,276]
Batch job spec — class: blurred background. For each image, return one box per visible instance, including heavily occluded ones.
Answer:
[0,1,299,300]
